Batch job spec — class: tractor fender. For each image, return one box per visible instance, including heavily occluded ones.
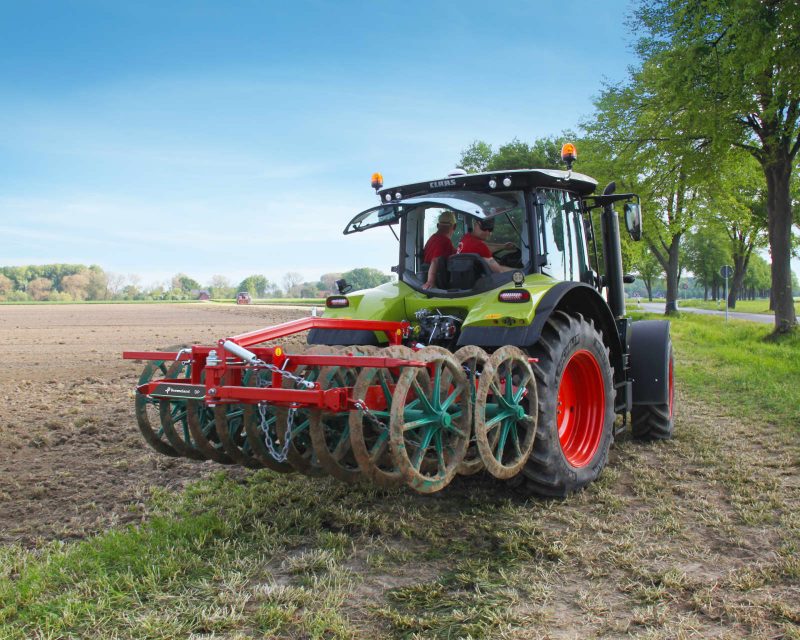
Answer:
[458,282,624,375]
[629,320,671,405]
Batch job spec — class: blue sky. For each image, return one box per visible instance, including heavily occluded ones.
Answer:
[1,1,644,289]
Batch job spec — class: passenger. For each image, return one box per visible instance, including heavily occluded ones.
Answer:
[422,211,457,289]
[456,217,514,273]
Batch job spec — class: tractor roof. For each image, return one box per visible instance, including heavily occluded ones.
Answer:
[378,169,598,200]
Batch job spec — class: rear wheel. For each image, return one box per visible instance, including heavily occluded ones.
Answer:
[632,343,675,440]
[522,312,615,497]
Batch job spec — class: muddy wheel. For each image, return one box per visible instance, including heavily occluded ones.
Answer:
[451,345,489,476]
[134,359,182,457]
[632,343,675,440]
[309,349,365,484]
[349,345,415,489]
[389,348,471,494]
[521,312,615,497]
[351,345,381,356]
[212,369,267,468]
[474,346,537,480]
[275,346,329,476]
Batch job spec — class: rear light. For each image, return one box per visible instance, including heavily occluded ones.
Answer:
[326,296,349,308]
[498,289,530,303]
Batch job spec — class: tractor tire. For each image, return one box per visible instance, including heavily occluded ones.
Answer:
[520,311,615,498]
[632,343,675,440]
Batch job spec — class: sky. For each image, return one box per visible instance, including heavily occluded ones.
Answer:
[0,0,650,289]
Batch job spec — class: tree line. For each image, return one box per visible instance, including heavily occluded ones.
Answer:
[459,0,800,335]
[0,265,391,302]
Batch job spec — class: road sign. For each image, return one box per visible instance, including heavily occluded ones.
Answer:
[720,265,733,279]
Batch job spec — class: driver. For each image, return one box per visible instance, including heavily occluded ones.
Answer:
[456,217,514,273]
[422,210,457,289]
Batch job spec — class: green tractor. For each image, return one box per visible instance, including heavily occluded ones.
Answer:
[311,147,675,496]
[127,145,675,498]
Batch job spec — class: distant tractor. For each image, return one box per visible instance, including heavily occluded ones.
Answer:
[236,292,252,305]
[126,144,675,497]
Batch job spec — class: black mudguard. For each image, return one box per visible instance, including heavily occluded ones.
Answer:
[629,320,671,405]
[458,281,625,382]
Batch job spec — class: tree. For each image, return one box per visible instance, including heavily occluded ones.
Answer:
[458,141,493,173]
[86,265,108,300]
[632,246,664,301]
[341,267,391,291]
[743,254,771,300]
[683,224,730,301]
[283,272,304,297]
[238,274,269,297]
[459,136,567,174]
[0,274,12,298]
[106,272,126,297]
[61,273,91,300]
[588,56,711,315]
[208,275,234,299]
[171,273,201,294]
[710,152,768,307]
[631,0,800,333]
[27,277,53,301]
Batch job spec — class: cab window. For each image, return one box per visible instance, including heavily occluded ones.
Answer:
[538,189,588,282]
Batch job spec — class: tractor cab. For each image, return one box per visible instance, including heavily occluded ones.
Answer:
[344,168,600,297]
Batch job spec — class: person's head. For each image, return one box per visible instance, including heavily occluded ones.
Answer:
[437,210,456,234]
[472,217,494,238]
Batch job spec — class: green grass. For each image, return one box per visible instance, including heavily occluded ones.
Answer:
[0,298,325,306]
[648,311,800,428]
[678,298,800,315]
[1,312,799,638]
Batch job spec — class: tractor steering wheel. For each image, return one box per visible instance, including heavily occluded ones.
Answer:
[492,245,522,268]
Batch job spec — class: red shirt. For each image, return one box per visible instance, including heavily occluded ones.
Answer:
[423,232,455,264]
[457,233,491,259]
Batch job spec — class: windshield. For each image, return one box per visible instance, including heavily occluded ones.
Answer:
[344,190,523,235]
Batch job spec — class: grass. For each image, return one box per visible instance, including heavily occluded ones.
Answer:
[651,311,800,429]
[0,298,324,306]
[677,298,800,315]
[1,312,799,638]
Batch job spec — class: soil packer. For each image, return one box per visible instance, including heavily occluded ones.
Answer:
[124,145,675,496]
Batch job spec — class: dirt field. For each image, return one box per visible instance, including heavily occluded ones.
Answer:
[1,303,799,638]
[0,303,310,545]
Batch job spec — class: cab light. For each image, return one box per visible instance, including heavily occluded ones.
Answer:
[326,296,350,308]
[498,289,531,303]
[561,143,577,169]
[371,172,383,190]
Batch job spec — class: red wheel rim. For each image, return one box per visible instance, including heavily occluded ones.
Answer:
[556,349,605,468]
[668,355,674,420]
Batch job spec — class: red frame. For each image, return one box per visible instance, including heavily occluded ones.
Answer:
[123,317,416,412]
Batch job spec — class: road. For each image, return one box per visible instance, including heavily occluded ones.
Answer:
[636,302,774,324]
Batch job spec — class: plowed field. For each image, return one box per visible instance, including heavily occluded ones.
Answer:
[0,303,308,545]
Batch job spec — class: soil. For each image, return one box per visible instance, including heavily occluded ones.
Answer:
[0,303,310,545]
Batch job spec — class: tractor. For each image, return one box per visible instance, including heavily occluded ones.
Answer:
[125,144,675,497]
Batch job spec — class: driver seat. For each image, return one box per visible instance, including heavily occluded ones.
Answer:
[446,253,493,290]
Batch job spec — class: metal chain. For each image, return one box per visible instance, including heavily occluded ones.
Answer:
[254,367,295,463]
[258,401,293,462]
[354,399,388,430]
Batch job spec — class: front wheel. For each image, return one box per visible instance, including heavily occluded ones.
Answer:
[521,312,615,497]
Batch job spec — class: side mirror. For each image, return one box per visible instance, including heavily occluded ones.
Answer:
[624,203,642,241]
[335,279,352,294]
